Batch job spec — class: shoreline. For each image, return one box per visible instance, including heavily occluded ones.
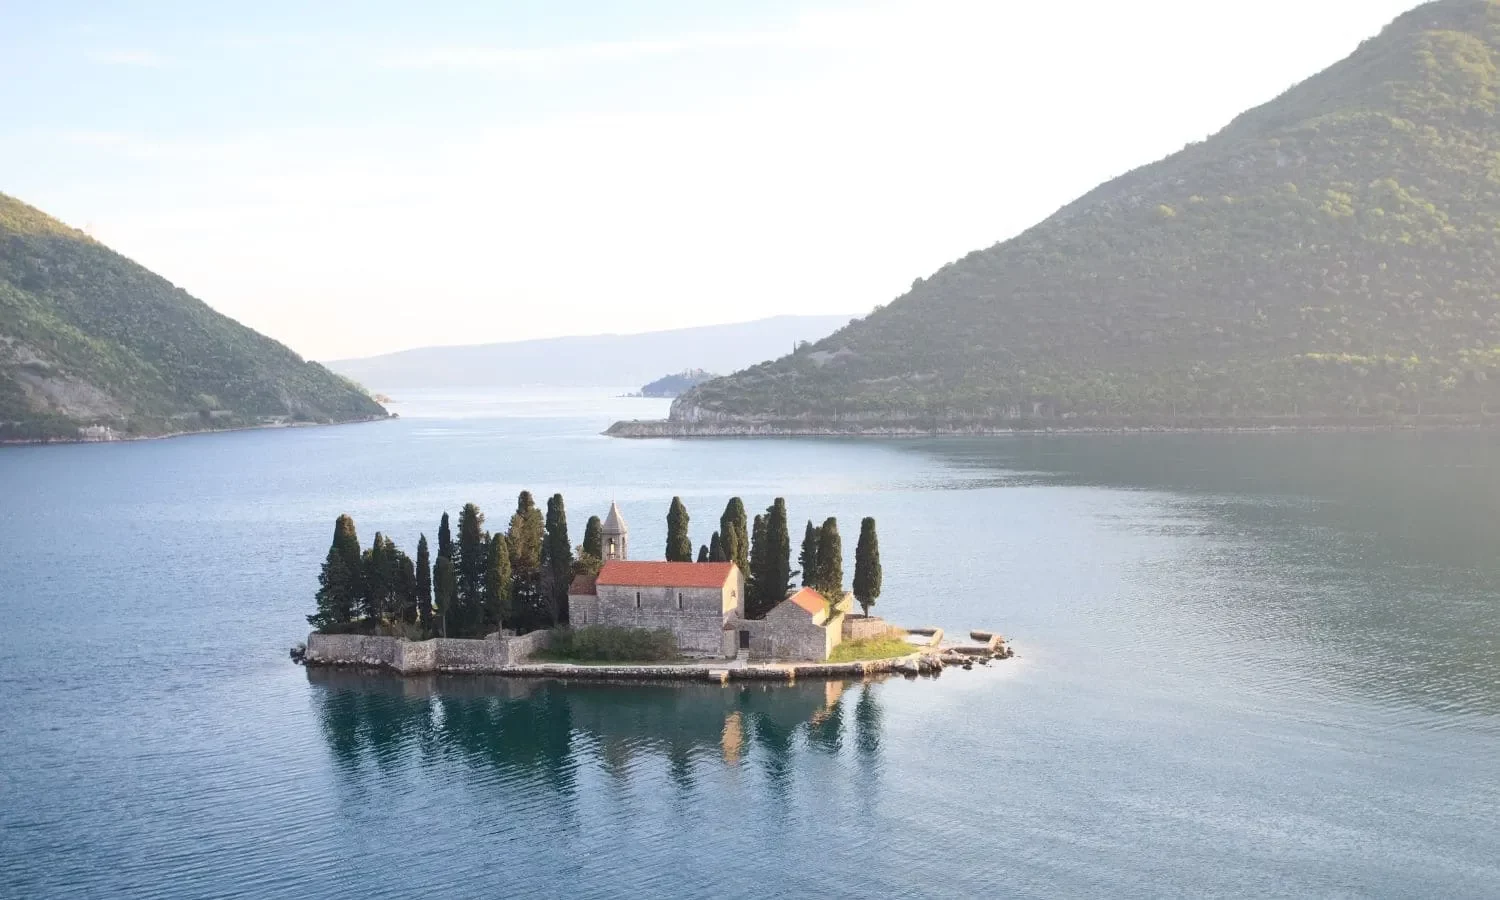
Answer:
[604,418,1500,439]
[0,413,392,448]
[304,650,944,683]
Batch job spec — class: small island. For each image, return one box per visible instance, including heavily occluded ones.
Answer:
[295,493,1011,681]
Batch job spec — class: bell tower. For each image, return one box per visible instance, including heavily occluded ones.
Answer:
[600,501,629,561]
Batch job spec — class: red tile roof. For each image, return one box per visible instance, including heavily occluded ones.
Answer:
[786,588,825,616]
[596,560,736,589]
[568,572,598,596]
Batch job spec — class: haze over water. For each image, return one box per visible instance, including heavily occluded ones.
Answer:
[2,389,1497,898]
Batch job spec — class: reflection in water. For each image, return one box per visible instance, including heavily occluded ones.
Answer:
[309,670,885,804]
[904,432,1500,720]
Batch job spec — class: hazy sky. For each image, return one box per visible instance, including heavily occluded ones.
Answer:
[0,0,1422,360]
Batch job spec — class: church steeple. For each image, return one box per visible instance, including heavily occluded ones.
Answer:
[600,501,629,560]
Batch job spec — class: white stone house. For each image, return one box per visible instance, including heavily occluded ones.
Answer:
[728,587,850,661]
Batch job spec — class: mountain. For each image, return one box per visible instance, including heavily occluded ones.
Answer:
[325,315,854,390]
[0,193,386,441]
[614,0,1500,436]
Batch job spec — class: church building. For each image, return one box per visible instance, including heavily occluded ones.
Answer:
[568,502,846,661]
[569,503,746,655]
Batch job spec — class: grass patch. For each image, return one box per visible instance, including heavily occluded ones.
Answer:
[539,625,679,663]
[826,634,915,663]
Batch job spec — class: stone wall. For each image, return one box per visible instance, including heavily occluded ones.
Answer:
[728,612,842,662]
[305,630,552,674]
[843,615,897,642]
[592,584,733,655]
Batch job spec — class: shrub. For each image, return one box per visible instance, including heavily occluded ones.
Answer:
[545,626,678,662]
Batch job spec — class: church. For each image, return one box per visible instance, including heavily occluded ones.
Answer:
[568,502,847,661]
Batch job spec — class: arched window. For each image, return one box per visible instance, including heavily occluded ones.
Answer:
[636,591,641,608]
[677,592,683,610]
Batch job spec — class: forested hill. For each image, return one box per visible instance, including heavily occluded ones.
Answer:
[0,193,386,441]
[650,0,1500,433]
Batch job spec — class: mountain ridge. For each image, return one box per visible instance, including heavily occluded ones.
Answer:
[326,315,856,390]
[0,192,387,441]
[618,0,1500,436]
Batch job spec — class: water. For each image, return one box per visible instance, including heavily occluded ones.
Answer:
[2,389,1498,898]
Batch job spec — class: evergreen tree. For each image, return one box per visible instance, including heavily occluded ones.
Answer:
[308,514,362,630]
[709,531,725,562]
[582,515,603,561]
[454,503,488,635]
[765,498,793,609]
[697,544,710,562]
[853,517,882,617]
[666,496,693,562]
[747,513,769,618]
[394,550,418,624]
[484,533,513,629]
[721,498,749,573]
[433,555,457,638]
[813,516,843,600]
[799,520,820,588]
[437,512,453,561]
[541,494,573,624]
[362,532,397,622]
[508,491,544,573]
[415,534,433,631]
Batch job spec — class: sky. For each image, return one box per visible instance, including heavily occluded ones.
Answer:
[0,0,1425,361]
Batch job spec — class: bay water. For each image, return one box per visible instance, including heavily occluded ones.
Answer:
[2,389,1497,898]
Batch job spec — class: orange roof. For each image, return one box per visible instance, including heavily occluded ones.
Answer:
[596,560,736,589]
[786,588,825,616]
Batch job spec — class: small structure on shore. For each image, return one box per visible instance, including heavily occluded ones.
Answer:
[727,587,850,661]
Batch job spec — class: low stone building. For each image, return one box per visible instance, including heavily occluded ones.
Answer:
[569,560,745,656]
[728,588,850,662]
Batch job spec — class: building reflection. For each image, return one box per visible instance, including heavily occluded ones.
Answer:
[308,669,888,797]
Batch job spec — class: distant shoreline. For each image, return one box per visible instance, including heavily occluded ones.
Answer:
[0,413,392,448]
[604,417,1500,439]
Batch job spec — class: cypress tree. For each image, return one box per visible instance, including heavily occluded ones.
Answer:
[853,517,882,617]
[484,533,513,629]
[799,520,820,588]
[721,498,749,573]
[747,513,769,618]
[415,534,433,632]
[709,531,725,563]
[394,550,418,624]
[309,514,362,630]
[454,503,487,635]
[666,496,693,562]
[542,494,573,624]
[582,515,603,561]
[363,532,393,622]
[434,555,457,638]
[766,498,793,608]
[508,491,544,573]
[697,544,710,562]
[813,516,843,600]
[437,512,453,561]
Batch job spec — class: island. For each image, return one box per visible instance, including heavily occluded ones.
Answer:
[294,493,1011,681]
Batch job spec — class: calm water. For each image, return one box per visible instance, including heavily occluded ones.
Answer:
[2,390,1499,898]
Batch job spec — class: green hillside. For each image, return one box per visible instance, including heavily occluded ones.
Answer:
[663,0,1500,431]
[0,192,386,441]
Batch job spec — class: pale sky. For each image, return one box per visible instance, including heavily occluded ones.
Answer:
[0,0,1423,360]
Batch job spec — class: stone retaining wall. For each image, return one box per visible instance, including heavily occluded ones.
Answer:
[305,630,551,674]
[842,615,897,642]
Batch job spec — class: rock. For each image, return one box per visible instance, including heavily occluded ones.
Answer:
[289,643,306,664]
